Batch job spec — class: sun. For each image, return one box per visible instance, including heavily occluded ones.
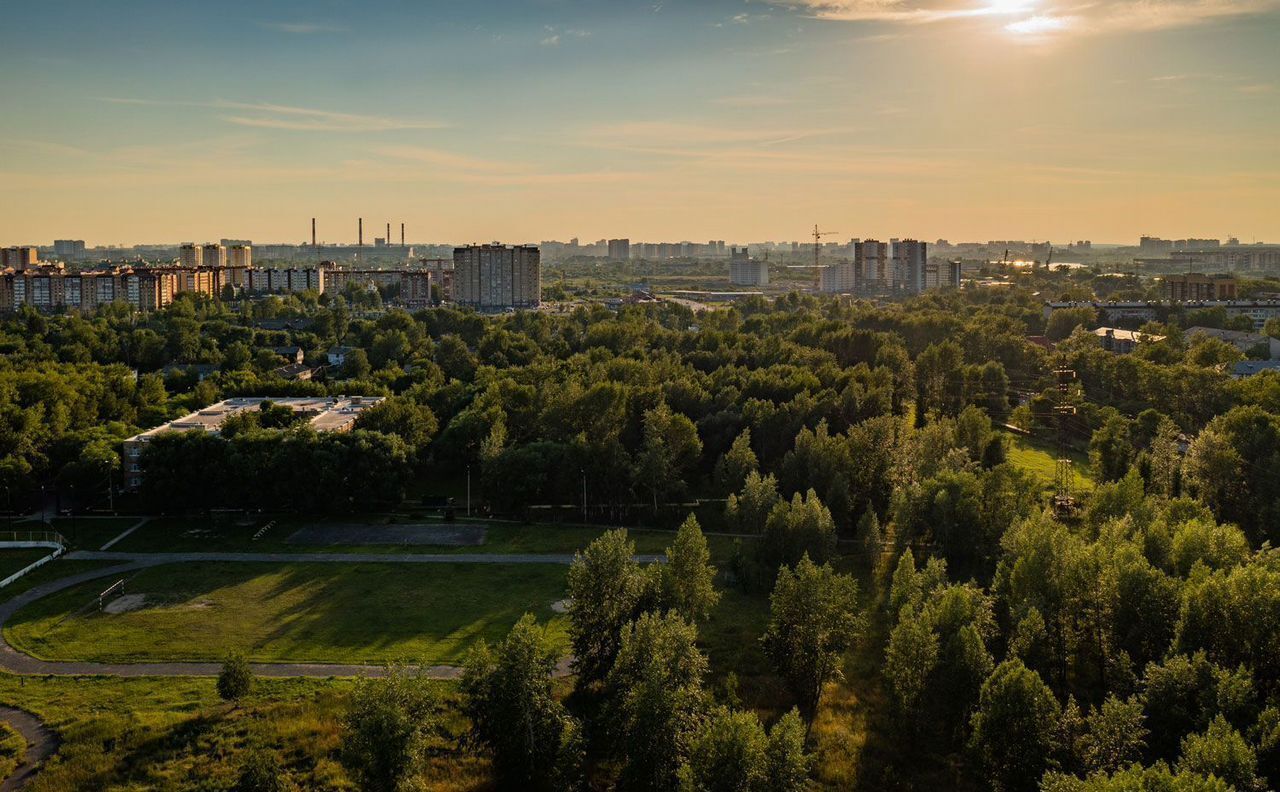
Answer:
[976,0,1037,15]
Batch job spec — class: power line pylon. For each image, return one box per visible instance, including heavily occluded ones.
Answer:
[1053,365,1078,516]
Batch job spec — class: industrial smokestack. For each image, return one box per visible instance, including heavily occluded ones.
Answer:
[386,222,391,244]
[311,218,316,247]
[400,223,405,246]
[358,218,363,246]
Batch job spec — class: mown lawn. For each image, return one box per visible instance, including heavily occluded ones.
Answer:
[1003,431,1095,493]
[109,516,739,562]
[6,562,569,665]
[0,549,54,582]
[47,517,139,551]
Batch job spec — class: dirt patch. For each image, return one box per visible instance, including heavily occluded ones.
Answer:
[103,594,146,614]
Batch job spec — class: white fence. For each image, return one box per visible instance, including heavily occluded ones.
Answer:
[0,531,67,589]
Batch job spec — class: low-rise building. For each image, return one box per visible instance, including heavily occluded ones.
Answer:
[121,395,385,489]
[1094,327,1164,354]
[1185,326,1280,359]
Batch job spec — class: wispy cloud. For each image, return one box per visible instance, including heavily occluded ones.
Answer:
[540,25,592,46]
[257,21,345,34]
[97,97,445,132]
[773,0,1280,37]
[376,145,528,173]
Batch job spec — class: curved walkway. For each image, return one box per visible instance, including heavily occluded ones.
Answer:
[0,706,56,791]
[0,551,618,680]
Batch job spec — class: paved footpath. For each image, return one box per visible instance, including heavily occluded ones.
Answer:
[0,706,56,791]
[0,551,628,680]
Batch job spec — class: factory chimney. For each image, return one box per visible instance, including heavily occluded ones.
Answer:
[386,222,391,245]
[400,223,405,246]
[311,218,316,247]
[358,218,363,246]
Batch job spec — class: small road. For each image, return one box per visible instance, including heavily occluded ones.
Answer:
[0,706,56,791]
[0,551,634,680]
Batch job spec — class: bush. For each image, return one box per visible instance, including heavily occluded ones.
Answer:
[218,652,254,702]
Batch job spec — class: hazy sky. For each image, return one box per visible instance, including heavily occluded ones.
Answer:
[2,0,1278,246]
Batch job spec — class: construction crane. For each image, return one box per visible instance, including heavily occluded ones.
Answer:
[812,225,839,289]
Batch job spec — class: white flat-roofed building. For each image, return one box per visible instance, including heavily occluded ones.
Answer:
[121,395,385,489]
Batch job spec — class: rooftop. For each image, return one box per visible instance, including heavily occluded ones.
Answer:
[125,396,385,442]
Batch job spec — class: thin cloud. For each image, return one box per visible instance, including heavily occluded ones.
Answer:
[97,97,445,132]
[376,145,529,173]
[257,21,346,34]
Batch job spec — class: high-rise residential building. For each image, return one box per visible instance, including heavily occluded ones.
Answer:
[453,244,541,310]
[855,240,890,289]
[1,246,38,270]
[819,262,857,293]
[729,248,768,287]
[202,243,227,268]
[228,244,252,270]
[892,239,928,293]
[179,243,202,268]
[53,239,86,259]
[607,238,631,261]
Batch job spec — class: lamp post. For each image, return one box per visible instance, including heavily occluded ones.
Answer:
[581,468,587,523]
[466,465,471,517]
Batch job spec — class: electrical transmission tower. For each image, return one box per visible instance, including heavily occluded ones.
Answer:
[1052,365,1078,516]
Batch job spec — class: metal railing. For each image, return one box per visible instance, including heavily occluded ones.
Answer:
[0,530,65,547]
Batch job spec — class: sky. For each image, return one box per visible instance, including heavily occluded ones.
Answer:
[1,0,1278,246]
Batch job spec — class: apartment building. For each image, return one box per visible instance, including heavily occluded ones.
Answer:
[454,244,541,310]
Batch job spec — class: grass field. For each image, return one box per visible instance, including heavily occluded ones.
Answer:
[6,561,569,665]
[108,516,741,561]
[47,517,139,550]
[0,549,53,581]
[0,674,486,792]
[1003,431,1095,493]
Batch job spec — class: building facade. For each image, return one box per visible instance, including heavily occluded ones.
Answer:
[453,244,541,310]
[856,240,890,289]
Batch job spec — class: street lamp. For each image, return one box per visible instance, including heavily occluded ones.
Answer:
[466,464,471,517]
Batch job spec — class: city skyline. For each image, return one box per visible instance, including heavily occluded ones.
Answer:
[3,0,1278,244]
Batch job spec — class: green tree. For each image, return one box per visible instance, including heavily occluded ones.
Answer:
[725,471,781,535]
[217,652,254,702]
[884,606,939,716]
[604,611,709,791]
[763,708,811,792]
[678,707,766,792]
[968,660,1062,792]
[1178,716,1262,792]
[1090,413,1135,483]
[713,429,758,496]
[340,671,441,792]
[760,554,863,719]
[1077,695,1148,774]
[662,515,720,623]
[758,489,838,576]
[461,615,583,791]
[566,529,659,684]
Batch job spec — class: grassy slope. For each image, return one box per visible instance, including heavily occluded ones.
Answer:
[0,675,486,792]
[7,562,568,665]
